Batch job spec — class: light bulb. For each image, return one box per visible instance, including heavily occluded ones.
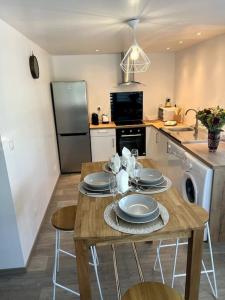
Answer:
[130,45,140,61]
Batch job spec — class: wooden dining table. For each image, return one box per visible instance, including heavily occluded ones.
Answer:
[74,159,208,300]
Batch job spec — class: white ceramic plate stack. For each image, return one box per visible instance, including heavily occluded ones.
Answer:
[114,194,160,224]
[135,168,172,194]
[79,172,112,197]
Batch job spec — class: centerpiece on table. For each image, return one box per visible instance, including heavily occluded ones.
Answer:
[196,106,225,152]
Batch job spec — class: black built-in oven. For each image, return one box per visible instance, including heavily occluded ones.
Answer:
[116,127,146,156]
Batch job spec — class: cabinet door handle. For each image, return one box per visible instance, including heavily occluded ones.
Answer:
[121,134,142,137]
[112,138,115,148]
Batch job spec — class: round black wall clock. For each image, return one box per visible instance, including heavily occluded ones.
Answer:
[29,54,39,79]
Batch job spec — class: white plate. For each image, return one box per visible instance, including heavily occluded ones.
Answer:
[82,181,109,192]
[139,168,162,184]
[138,177,166,187]
[136,176,172,195]
[79,182,113,198]
[114,203,160,224]
[118,194,158,218]
[84,172,110,189]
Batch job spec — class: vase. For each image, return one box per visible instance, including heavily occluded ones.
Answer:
[208,131,220,152]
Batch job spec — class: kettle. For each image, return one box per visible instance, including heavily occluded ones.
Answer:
[91,113,99,125]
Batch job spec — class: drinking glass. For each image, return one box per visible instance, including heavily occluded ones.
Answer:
[109,174,117,201]
[133,163,141,189]
[131,148,139,159]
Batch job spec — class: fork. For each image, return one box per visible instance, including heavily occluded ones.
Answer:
[113,203,120,226]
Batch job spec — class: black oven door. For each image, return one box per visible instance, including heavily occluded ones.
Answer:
[116,129,146,156]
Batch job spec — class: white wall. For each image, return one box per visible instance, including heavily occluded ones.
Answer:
[0,136,24,269]
[0,19,60,267]
[51,53,175,120]
[175,34,225,125]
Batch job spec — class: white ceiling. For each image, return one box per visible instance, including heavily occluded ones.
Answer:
[1,0,225,55]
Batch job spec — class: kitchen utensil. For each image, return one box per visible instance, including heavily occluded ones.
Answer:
[114,203,160,224]
[84,172,110,189]
[139,168,163,184]
[118,194,158,218]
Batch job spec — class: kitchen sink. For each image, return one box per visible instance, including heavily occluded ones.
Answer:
[167,127,194,132]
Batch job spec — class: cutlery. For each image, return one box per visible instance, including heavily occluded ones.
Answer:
[158,214,164,225]
[112,204,119,226]
[137,185,167,191]
[83,190,110,196]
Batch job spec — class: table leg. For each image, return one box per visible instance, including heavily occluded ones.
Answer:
[75,239,92,300]
[185,228,204,300]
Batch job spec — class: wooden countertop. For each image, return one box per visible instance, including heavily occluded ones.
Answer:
[184,142,225,169]
[89,120,225,169]
[89,120,164,129]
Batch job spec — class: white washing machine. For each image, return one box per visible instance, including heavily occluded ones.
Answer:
[181,152,213,213]
[167,142,213,240]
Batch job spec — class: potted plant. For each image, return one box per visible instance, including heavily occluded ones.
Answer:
[196,106,225,152]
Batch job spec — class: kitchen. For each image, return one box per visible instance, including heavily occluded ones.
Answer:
[1,1,225,299]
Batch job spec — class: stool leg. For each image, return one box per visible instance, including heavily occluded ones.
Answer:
[90,246,103,300]
[57,230,60,272]
[203,222,218,298]
[155,241,165,283]
[94,246,100,266]
[153,240,162,271]
[52,230,58,300]
[171,238,179,288]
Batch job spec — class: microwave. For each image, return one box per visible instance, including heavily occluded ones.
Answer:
[158,107,176,121]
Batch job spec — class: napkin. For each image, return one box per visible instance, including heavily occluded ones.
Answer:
[110,153,121,173]
[122,147,131,168]
[116,169,129,194]
[126,155,136,178]
[122,147,131,160]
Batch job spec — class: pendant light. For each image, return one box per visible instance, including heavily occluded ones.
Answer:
[120,19,150,73]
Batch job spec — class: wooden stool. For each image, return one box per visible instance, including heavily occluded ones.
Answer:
[122,282,183,300]
[51,205,103,300]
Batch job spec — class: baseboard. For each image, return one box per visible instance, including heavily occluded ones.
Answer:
[0,267,26,276]
[25,174,60,268]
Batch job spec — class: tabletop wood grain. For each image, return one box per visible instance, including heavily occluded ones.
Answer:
[74,159,208,300]
[74,159,208,245]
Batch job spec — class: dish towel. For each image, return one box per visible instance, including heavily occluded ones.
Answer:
[116,169,129,194]
[110,153,121,173]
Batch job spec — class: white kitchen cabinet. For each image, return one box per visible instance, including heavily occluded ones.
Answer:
[90,129,116,162]
[146,126,169,174]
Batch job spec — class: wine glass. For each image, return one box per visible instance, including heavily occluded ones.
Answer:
[131,149,139,159]
[109,174,117,202]
[133,163,141,190]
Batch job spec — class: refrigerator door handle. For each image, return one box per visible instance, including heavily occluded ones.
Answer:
[59,133,87,137]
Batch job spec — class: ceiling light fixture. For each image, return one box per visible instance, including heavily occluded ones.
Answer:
[120,18,150,73]
[197,32,202,36]
[179,41,183,44]
[95,49,100,52]
[166,47,170,50]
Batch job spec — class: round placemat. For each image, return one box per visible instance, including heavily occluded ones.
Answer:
[104,202,169,234]
[136,176,172,195]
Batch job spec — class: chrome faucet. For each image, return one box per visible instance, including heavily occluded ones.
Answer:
[185,109,198,135]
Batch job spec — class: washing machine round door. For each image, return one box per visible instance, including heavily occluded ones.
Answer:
[182,172,198,204]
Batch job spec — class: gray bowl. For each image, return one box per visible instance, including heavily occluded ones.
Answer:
[139,168,162,184]
[118,194,158,218]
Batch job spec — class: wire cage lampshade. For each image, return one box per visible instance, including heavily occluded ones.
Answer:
[120,19,150,73]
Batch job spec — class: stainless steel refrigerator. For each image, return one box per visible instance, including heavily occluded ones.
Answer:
[51,81,91,173]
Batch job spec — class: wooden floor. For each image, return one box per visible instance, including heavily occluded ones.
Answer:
[0,174,225,299]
